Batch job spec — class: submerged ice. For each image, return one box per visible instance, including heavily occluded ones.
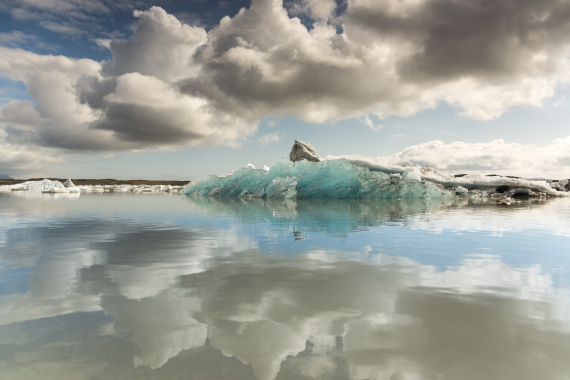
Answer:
[181,140,570,200]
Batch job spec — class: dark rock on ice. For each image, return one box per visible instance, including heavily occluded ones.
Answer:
[290,140,322,163]
[495,185,510,193]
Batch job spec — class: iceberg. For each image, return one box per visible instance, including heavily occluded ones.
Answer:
[181,159,451,199]
[181,140,570,199]
[3,179,184,194]
[9,179,69,193]
[62,178,80,193]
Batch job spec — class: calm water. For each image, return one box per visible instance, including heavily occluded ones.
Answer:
[1,192,570,380]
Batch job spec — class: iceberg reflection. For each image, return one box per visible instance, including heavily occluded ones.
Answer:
[0,194,569,380]
[184,196,570,236]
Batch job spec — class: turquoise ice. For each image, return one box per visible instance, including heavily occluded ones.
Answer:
[181,159,451,199]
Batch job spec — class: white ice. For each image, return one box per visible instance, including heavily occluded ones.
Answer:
[348,159,569,197]
[1,180,184,194]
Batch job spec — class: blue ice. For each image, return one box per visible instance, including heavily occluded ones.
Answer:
[181,159,451,199]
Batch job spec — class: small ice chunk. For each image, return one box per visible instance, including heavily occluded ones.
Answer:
[62,178,81,193]
[402,167,421,181]
[455,186,468,194]
[63,178,76,188]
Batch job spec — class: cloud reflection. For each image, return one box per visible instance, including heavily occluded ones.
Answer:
[0,195,569,380]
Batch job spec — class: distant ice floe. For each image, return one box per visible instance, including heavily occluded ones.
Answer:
[0,179,183,194]
[77,184,183,193]
[181,140,570,199]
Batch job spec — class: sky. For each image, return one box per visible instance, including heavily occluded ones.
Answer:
[0,0,570,180]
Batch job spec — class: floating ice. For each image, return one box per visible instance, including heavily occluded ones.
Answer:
[181,159,451,199]
[9,179,69,193]
[348,159,569,197]
[182,140,570,199]
[62,178,80,193]
[455,186,468,194]
[2,179,184,194]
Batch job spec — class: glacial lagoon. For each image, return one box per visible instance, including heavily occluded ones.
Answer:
[1,192,570,380]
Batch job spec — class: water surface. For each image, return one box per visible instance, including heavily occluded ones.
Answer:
[1,193,570,380]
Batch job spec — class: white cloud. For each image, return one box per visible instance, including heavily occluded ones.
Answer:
[330,137,570,178]
[0,46,117,151]
[0,0,570,170]
[13,0,112,15]
[104,7,208,83]
[257,132,285,145]
[0,8,257,153]
[0,101,65,174]
[93,38,112,49]
[362,115,383,131]
[0,31,36,47]
[38,20,85,35]
[287,0,337,20]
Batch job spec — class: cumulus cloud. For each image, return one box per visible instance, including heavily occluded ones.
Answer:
[330,137,570,178]
[0,8,258,153]
[1,0,570,165]
[0,47,115,151]
[0,101,65,175]
[287,0,338,20]
[183,0,570,122]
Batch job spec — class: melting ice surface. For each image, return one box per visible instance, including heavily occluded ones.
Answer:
[1,192,570,380]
